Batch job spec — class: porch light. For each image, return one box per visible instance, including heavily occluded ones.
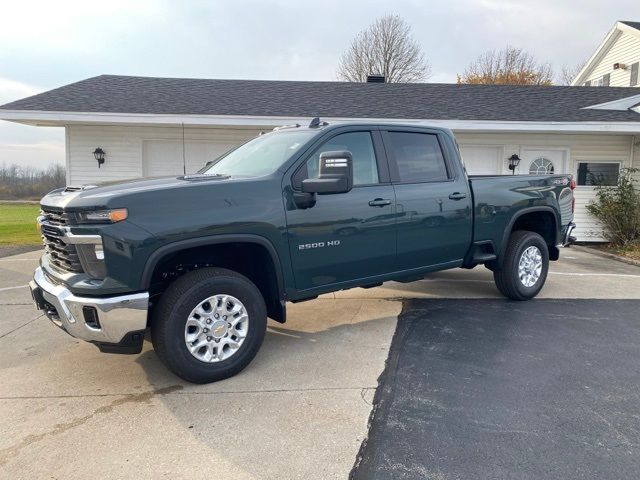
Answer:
[508,154,521,174]
[93,147,106,168]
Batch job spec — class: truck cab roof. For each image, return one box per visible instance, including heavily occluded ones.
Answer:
[271,118,454,137]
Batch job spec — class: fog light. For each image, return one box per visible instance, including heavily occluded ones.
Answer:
[82,306,101,329]
[94,244,104,260]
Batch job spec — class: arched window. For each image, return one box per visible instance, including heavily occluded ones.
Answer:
[529,157,555,175]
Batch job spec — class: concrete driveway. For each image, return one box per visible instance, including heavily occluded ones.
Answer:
[0,247,639,479]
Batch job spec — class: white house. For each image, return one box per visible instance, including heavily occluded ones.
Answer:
[2,75,640,241]
[572,20,640,87]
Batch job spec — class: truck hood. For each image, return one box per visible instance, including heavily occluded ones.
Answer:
[40,174,248,210]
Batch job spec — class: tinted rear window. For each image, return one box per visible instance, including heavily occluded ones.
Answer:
[387,132,449,183]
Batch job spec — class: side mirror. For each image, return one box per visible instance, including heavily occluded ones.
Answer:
[301,151,353,195]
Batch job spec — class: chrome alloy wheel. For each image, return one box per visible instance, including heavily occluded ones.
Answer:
[184,294,249,363]
[518,246,543,288]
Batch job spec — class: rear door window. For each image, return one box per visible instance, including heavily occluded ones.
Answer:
[386,132,449,183]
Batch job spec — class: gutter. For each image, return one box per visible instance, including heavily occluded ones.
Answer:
[2,109,640,134]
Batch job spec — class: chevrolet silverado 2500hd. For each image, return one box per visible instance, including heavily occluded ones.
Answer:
[30,121,576,383]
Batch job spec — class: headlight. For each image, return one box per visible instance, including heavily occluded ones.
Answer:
[75,208,128,224]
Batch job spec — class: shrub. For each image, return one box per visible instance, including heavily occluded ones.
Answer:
[586,167,640,246]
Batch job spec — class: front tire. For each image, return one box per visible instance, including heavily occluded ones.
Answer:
[493,231,549,301]
[151,268,267,383]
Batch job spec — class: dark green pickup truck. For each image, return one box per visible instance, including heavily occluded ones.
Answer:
[30,121,576,383]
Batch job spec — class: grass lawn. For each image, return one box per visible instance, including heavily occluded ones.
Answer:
[0,202,41,246]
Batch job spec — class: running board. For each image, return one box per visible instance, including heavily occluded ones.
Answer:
[471,252,497,263]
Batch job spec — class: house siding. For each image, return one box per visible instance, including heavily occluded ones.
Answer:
[584,30,640,87]
[67,125,264,185]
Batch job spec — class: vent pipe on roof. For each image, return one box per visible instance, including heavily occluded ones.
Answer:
[366,74,385,83]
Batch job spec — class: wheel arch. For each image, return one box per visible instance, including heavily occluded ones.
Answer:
[497,207,560,266]
[142,234,286,323]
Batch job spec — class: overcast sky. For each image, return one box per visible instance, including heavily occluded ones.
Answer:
[0,0,637,169]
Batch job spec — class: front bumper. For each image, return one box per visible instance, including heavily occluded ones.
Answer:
[29,267,149,352]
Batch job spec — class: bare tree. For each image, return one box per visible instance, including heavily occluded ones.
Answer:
[458,46,553,85]
[559,61,586,85]
[0,163,66,200]
[337,15,431,83]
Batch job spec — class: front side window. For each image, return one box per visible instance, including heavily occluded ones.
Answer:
[201,130,316,178]
[577,162,620,186]
[387,132,449,183]
[296,131,379,187]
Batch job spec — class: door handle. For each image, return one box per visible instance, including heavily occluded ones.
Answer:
[448,192,467,201]
[368,198,392,207]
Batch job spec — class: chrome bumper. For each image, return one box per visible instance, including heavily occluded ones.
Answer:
[29,267,148,344]
[562,222,577,246]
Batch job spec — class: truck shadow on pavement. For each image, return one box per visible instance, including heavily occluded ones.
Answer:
[351,298,640,480]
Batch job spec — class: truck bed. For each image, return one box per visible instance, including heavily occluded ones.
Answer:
[468,174,574,259]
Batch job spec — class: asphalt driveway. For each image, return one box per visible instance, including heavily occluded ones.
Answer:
[0,247,639,479]
[352,299,640,480]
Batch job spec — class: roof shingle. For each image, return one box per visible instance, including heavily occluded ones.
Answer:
[620,20,640,31]
[1,74,639,123]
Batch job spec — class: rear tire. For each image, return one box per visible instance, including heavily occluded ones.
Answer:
[493,231,549,301]
[151,268,267,383]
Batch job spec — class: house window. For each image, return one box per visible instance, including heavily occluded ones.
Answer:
[631,62,639,87]
[577,162,620,186]
[584,80,592,86]
[603,73,610,86]
[529,157,555,175]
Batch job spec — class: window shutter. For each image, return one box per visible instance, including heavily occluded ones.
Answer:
[631,62,639,86]
[584,80,591,86]
[603,74,610,86]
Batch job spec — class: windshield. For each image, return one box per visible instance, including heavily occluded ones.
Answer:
[201,130,317,177]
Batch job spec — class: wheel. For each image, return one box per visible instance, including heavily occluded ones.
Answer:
[151,268,267,383]
[493,231,549,301]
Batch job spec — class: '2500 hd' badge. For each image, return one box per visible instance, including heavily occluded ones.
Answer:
[298,240,341,250]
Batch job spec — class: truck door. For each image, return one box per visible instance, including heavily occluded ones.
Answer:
[284,129,397,291]
[382,128,472,271]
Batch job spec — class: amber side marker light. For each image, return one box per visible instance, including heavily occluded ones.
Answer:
[108,209,128,223]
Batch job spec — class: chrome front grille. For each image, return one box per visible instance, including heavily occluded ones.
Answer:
[40,208,70,226]
[40,208,83,273]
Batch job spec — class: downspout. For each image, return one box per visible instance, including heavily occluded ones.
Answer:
[64,125,71,186]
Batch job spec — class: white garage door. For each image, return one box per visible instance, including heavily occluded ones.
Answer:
[143,140,239,177]
[458,146,503,175]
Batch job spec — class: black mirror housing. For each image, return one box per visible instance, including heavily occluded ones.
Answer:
[301,151,353,195]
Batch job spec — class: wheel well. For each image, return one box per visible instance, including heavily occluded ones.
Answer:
[148,242,285,323]
[510,211,559,260]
